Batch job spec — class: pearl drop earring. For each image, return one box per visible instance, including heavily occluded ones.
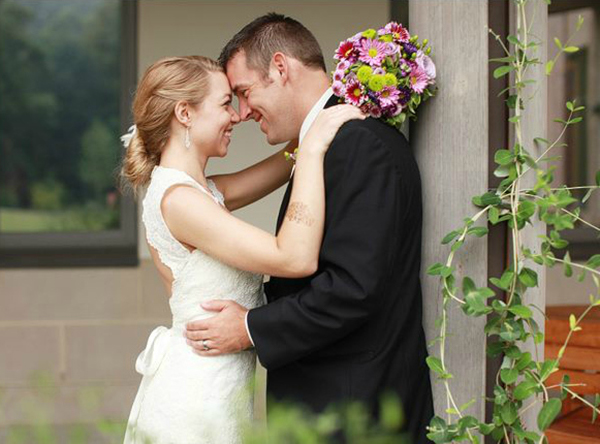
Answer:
[185,126,191,150]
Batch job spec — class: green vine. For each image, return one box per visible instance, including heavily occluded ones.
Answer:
[425,1,600,443]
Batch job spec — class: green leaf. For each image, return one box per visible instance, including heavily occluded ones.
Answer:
[468,226,489,237]
[517,200,536,221]
[508,305,533,319]
[500,367,519,385]
[587,254,600,269]
[538,398,562,431]
[459,398,476,412]
[450,240,463,253]
[554,37,562,50]
[426,356,444,375]
[427,263,444,276]
[500,402,518,424]
[463,277,476,296]
[569,313,578,330]
[596,170,600,186]
[564,46,579,53]
[442,230,460,245]
[494,149,514,166]
[563,251,573,277]
[546,60,555,76]
[539,359,558,381]
[519,268,538,288]
[566,101,574,112]
[493,65,514,79]
[489,207,499,225]
[514,381,538,400]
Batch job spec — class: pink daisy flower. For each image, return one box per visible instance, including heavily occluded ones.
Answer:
[377,86,400,108]
[336,60,351,71]
[335,40,358,62]
[333,69,345,82]
[358,39,387,66]
[332,80,346,97]
[409,66,429,93]
[385,22,410,42]
[344,79,366,106]
[368,103,382,118]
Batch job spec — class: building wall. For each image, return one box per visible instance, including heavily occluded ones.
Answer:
[0,0,389,432]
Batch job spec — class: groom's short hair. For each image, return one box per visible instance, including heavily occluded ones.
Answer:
[219,13,326,76]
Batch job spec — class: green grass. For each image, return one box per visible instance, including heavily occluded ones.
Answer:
[0,207,119,233]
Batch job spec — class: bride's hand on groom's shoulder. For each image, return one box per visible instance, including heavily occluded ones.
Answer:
[301,105,366,155]
[184,300,251,356]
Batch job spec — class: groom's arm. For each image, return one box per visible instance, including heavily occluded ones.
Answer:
[247,123,400,370]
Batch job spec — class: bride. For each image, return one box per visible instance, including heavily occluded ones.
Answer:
[119,55,363,443]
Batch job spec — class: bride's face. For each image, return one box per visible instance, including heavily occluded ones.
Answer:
[191,72,240,158]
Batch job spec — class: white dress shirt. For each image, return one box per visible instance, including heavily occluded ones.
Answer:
[245,87,334,347]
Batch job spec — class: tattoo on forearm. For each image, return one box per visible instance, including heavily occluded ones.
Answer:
[285,202,315,227]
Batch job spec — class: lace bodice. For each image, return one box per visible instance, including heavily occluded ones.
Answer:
[142,165,226,280]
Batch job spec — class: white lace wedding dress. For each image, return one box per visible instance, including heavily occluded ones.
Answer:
[124,166,264,444]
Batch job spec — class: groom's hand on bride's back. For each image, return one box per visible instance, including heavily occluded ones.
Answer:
[184,300,251,356]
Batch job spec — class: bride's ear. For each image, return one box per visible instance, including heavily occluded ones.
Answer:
[174,100,192,126]
[270,52,289,85]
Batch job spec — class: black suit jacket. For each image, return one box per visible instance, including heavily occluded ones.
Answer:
[247,95,434,443]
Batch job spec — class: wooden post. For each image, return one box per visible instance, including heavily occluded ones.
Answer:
[409,0,490,433]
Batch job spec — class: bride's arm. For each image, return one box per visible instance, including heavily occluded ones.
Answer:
[208,140,297,212]
[163,106,364,278]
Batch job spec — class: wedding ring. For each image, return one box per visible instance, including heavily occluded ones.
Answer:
[202,339,210,351]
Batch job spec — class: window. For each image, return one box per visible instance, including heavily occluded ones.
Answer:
[548,4,600,260]
[0,0,138,267]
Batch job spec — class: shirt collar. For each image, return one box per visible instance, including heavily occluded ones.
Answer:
[299,87,333,145]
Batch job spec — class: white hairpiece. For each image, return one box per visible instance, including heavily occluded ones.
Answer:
[120,124,137,148]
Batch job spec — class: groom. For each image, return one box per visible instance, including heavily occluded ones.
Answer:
[186,13,434,443]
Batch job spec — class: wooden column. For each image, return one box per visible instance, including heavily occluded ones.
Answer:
[409,0,490,431]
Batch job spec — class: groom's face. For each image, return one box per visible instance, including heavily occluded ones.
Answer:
[226,52,295,145]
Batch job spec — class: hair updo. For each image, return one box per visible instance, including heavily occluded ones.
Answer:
[119,56,222,195]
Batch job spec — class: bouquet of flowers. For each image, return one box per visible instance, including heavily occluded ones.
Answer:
[331,22,437,130]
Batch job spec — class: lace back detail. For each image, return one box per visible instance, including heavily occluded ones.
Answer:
[142,166,222,279]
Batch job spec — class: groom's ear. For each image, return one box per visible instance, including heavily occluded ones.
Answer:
[270,52,289,85]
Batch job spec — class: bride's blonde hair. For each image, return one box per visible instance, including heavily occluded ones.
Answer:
[120,56,222,195]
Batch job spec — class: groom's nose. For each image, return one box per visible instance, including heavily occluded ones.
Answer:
[238,101,255,121]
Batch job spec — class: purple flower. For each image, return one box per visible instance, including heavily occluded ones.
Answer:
[415,51,436,80]
[398,87,412,106]
[377,86,400,108]
[373,67,386,76]
[332,80,346,97]
[403,42,418,56]
[336,60,351,71]
[358,39,387,66]
[333,69,345,82]
[409,65,429,93]
[385,42,400,56]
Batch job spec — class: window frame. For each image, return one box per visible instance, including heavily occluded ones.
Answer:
[0,0,139,268]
